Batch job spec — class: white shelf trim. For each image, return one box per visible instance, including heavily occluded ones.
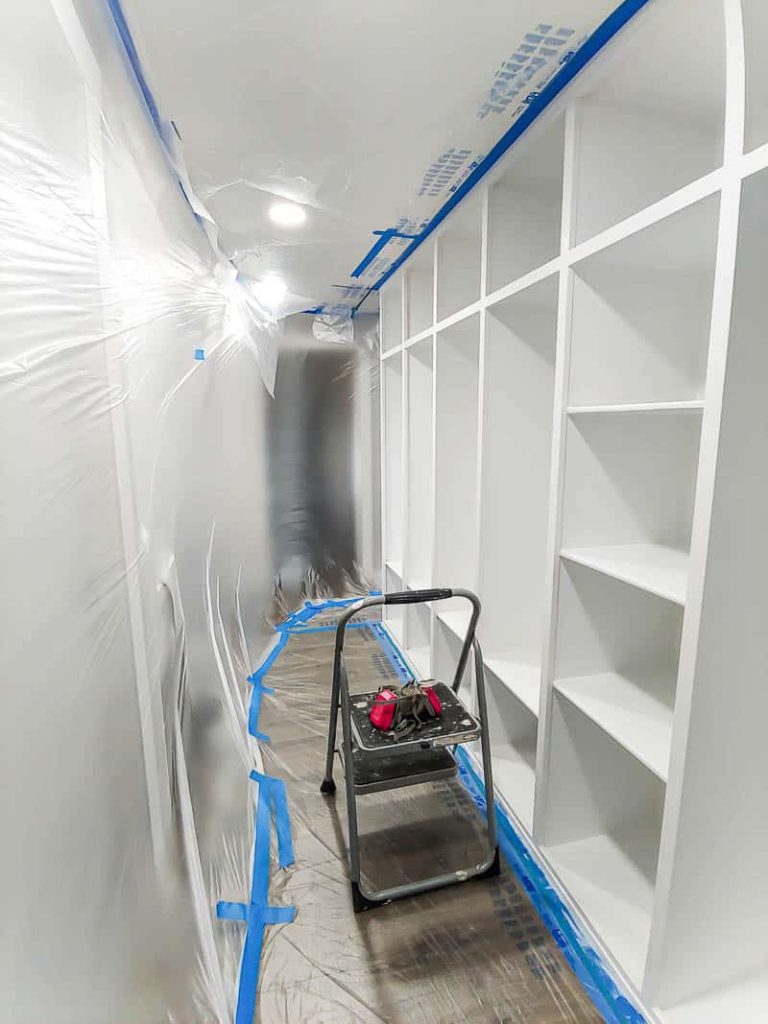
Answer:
[555,672,673,781]
[560,544,688,606]
[567,401,705,416]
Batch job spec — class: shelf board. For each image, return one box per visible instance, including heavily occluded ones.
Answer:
[544,825,658,987]
[663,967,768,1024]
[555,672,673,781]
[435,607,470,641]
[485,658,541,718]
[385,559,403,578]
[560,544,688,606]
[567,400,704,416]
[406,645,431,680]
[491,741,536,833]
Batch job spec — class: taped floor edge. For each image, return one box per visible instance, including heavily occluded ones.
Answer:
[226,597,649,1024]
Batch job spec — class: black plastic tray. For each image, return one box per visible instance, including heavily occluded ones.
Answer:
[349,681,481,756]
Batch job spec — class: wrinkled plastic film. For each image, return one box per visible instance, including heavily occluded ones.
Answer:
[2,2,304,1022]
[243,603,612,1024]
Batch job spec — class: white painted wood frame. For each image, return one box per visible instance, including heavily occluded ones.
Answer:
[379,2,768,1019]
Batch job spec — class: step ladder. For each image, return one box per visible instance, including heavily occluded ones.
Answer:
[320,588,500,912]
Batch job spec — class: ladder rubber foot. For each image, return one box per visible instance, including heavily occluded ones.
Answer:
[320,778,336,795]
[481,846,501,879]
[351,881,391,914]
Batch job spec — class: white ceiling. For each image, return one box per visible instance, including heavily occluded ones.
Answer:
[120,0,620,316]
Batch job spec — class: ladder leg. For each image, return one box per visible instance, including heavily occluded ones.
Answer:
[338,662,364,891]
[473,637,500,872]
[320,649,342,794]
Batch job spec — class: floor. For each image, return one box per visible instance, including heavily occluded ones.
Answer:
[254,612,605,1024]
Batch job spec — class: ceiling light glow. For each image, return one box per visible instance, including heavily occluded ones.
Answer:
[269,200,307,227]
[256,275,288,307]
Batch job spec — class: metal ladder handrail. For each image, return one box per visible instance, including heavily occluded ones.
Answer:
[321,588,499,911]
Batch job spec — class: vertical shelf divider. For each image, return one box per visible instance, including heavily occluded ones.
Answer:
[533,102,577,842]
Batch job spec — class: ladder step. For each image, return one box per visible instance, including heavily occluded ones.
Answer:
[352,746,457,795]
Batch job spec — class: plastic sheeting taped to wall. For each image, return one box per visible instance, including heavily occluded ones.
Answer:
[0,1,280,1021]
[1,4,382,1021]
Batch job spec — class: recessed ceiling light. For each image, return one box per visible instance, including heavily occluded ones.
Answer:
[256,275,288,307]
[269,200,307,227]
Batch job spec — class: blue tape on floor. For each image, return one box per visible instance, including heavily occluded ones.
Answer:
[222,591,384,1017]
[245,594,376,740]
[368,621,414,683]
[370,623,647,1024]
[217,771,296,1024]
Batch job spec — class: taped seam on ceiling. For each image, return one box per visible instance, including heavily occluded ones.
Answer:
[349,0,654,312]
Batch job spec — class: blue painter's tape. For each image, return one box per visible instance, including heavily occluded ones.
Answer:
[216,900,248,922]
[249,771,294,868]
[217,900,295,927]
[286,620,372,636]
[368,621,413,683]
[244,595,374,741]
[455,751,646,1024]
[370,621,648,1024]
[358,0,652,301]
[351,228,419,279]
[217,769,296,1024]
[246,633,289,739]
[194,348,205,361]
[105,0,163,137]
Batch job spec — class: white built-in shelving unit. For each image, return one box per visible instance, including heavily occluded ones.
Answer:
[379,1,768,1020]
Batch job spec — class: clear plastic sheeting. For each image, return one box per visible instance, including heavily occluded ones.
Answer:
[245,608,605,1024]
[1,1,279,1021]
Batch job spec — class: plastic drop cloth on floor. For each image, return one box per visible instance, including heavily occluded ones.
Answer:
[239,607,604,1024]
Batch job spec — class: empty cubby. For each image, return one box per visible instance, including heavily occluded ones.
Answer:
[478,277,558,697]
[436,195,482,321]
[560,408,702,605]
[486,114,565,292]
[383,355,403,569]
[570,0,725,243]
[568,196,719,410]
[405,337,433,591]
[742,0,768,152]
[405,243,434,339]
[553,560,682,781]
[542,695,666,986]
[433,315,480,605]
[380,279,402,352]
[485,671,538,834]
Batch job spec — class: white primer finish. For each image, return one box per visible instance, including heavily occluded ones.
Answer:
[380,1,768,1018]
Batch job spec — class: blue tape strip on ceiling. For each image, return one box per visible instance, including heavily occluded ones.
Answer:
[352,0,653,308]
[108,0,651,321]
